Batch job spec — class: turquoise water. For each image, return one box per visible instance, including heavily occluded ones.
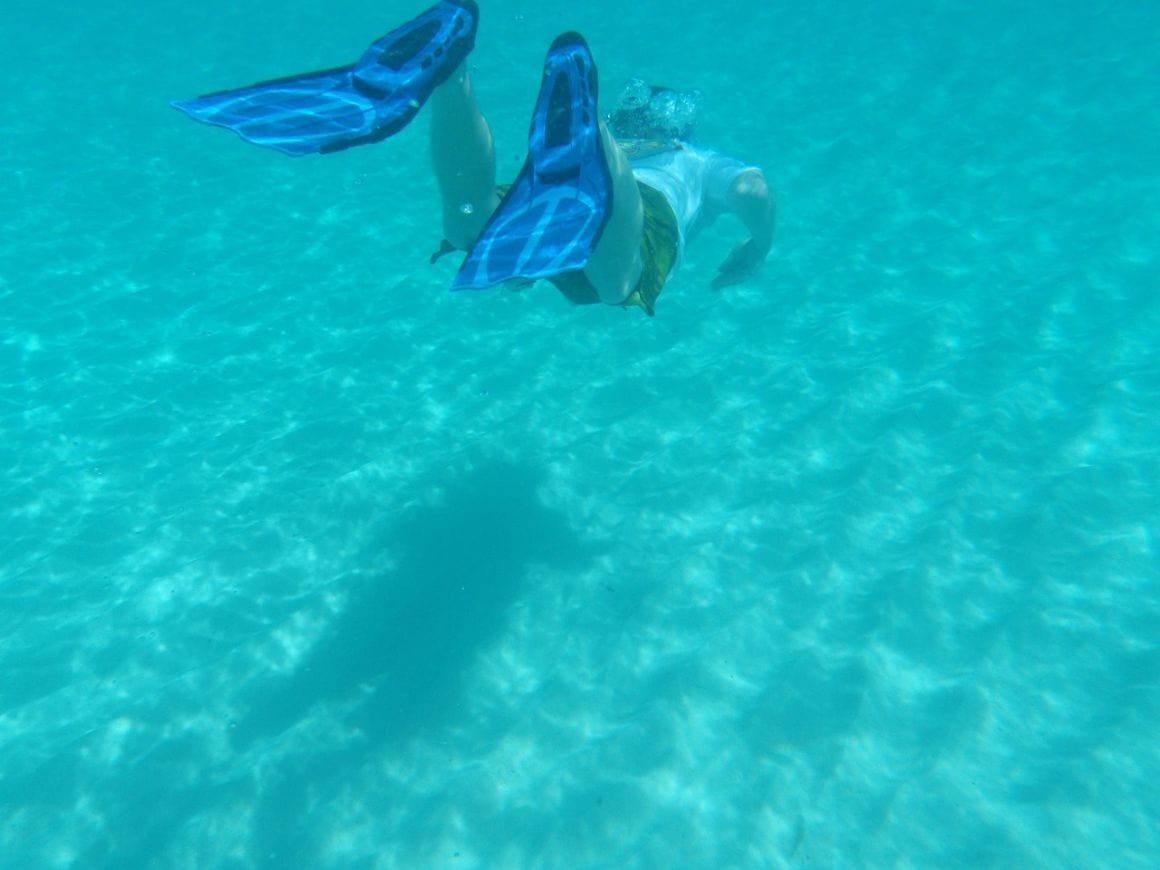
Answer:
[2,0,1158,866]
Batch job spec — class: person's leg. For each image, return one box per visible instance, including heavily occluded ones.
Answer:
[450,32,644,303]
[430,63,501,250]
[581,120,643,305]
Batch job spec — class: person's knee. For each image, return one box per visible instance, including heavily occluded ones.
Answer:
[592,247,643,306]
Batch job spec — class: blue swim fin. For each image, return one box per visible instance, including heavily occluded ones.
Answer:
[171,0,478,156]
[453,32,612,289]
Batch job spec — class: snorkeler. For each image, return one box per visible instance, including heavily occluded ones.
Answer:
[172,0,774,315]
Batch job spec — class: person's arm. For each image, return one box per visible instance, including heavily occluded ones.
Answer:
[711,168,776,290]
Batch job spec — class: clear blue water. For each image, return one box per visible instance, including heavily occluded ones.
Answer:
[2,1,1157,866]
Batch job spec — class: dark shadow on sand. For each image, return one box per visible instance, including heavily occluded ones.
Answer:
[235,458,584,750]
[57,457,587,869]
[234,457,587,865]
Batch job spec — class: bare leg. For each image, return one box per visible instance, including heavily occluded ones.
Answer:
[438,41,643,307]
[582,120,644,305]
[430,62,500,249]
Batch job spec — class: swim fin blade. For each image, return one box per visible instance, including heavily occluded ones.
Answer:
[453,32,612,289]
[171,0,478,155]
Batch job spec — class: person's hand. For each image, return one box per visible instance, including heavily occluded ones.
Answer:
[711,236,769,290]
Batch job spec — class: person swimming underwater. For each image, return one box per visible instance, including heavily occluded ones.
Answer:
[172,0,775,316]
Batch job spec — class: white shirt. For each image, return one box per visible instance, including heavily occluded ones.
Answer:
[630,143,754,261]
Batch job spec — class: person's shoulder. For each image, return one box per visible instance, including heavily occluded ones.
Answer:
[620,138,683,161]
[679,141,745,164]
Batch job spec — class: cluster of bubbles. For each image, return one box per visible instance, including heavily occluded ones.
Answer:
[606,78,704,141]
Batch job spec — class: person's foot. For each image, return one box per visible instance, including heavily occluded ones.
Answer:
[348,0,480,144]
[528,32,603,182]
[352,0,478,103]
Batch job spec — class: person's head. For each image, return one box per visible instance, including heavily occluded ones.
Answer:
[607,78,703,141]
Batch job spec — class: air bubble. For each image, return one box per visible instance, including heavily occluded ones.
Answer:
[619,78,651,110]
[459,202,475,215]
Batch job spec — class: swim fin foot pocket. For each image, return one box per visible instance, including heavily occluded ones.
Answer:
[171,0,479,155]
[452,32,613,289]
